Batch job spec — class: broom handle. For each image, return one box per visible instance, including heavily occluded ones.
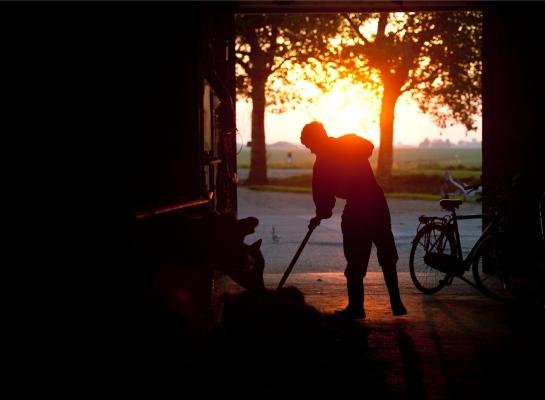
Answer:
[277,225,316,290]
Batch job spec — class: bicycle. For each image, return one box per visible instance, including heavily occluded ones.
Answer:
[409,178,528,302]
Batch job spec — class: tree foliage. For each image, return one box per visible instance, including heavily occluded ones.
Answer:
[235,11,482,186]
[329,11,482,184]
[235,13,337,111]
[235,14,337,184]
[329,11,482,180]
[332,11,482,130]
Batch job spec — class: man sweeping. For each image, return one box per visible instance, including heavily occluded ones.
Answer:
[301,121,407,319]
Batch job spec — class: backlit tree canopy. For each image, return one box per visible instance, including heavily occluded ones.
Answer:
[235,13,336,184]
[235,11,482,187]
[330,11,482,186]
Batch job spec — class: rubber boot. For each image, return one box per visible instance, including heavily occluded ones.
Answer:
[382,265,407,316]
[335,279,366,319]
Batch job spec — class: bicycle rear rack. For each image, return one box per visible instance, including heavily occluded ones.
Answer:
[416,215,450,234]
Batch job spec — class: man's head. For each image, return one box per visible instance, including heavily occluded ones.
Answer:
[300,121,328,154]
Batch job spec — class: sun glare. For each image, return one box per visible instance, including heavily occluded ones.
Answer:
[236,62,481,148]
[296,79,382,144]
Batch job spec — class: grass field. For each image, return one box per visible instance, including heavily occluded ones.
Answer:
[237,147,482,171]
[238,147,482,200]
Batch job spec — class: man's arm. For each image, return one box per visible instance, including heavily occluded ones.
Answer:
[312,157,336,220]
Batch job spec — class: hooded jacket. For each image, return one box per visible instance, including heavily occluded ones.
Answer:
[312,134,386,219]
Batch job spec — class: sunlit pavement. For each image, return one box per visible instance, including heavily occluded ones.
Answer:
[238,187,482,273]
[224,188,545,399]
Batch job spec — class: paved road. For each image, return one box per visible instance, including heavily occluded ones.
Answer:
[237,168,312,181]
[238,187,482,273]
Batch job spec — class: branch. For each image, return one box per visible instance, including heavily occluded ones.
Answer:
[247,27,261,58]
[270,54,299,74]
[235,57,251,75]
[342,13,368,44]
[376,13,388,42]
[235,49,251,56]
[400,78,415,93]
[266,23,279,58]
[390,22,406,38]
[282,26,310,43]
[398,12,415,36]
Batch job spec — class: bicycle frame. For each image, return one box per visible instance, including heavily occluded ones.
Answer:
[442,209,498,273]
[411,177,542,301]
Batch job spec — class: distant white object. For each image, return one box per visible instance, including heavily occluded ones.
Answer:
[443,171,482,200]
[272,226,280,244]
[267,141,305,150]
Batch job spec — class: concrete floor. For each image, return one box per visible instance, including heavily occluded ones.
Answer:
[237,187,482,273]
[216,271,545,399]
[209,188,544,398]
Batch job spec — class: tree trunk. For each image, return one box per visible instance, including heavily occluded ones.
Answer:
[377,82,401,191]
[247,77,268,184]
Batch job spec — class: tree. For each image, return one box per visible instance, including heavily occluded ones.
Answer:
[235,14,336,184]
[333,11,482,188]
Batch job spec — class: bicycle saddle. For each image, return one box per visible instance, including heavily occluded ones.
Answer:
[440,199,463,211]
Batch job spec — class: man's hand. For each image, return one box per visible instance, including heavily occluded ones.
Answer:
[308,216,322,230]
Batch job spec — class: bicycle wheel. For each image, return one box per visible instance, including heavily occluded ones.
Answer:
[409,223,456,294]
[472,235,520,302]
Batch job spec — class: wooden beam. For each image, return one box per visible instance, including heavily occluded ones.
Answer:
[232,1,485,14]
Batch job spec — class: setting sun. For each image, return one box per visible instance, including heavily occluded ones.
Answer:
[237,77,481,147]
[308,81,382,143]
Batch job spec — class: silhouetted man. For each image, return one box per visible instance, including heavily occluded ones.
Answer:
[301,121,407,319]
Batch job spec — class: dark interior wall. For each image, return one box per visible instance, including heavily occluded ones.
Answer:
[111,8,204,213]
[106,3,213,217]
[204,7,238,213]
[107,2,207,359]
[108,3,237,215]
[4,2,237,384]
[483,2,545,256]
[102,0,238,357]
[7,2,219,225]
[483,3,545,184]
[103,4,239,381]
